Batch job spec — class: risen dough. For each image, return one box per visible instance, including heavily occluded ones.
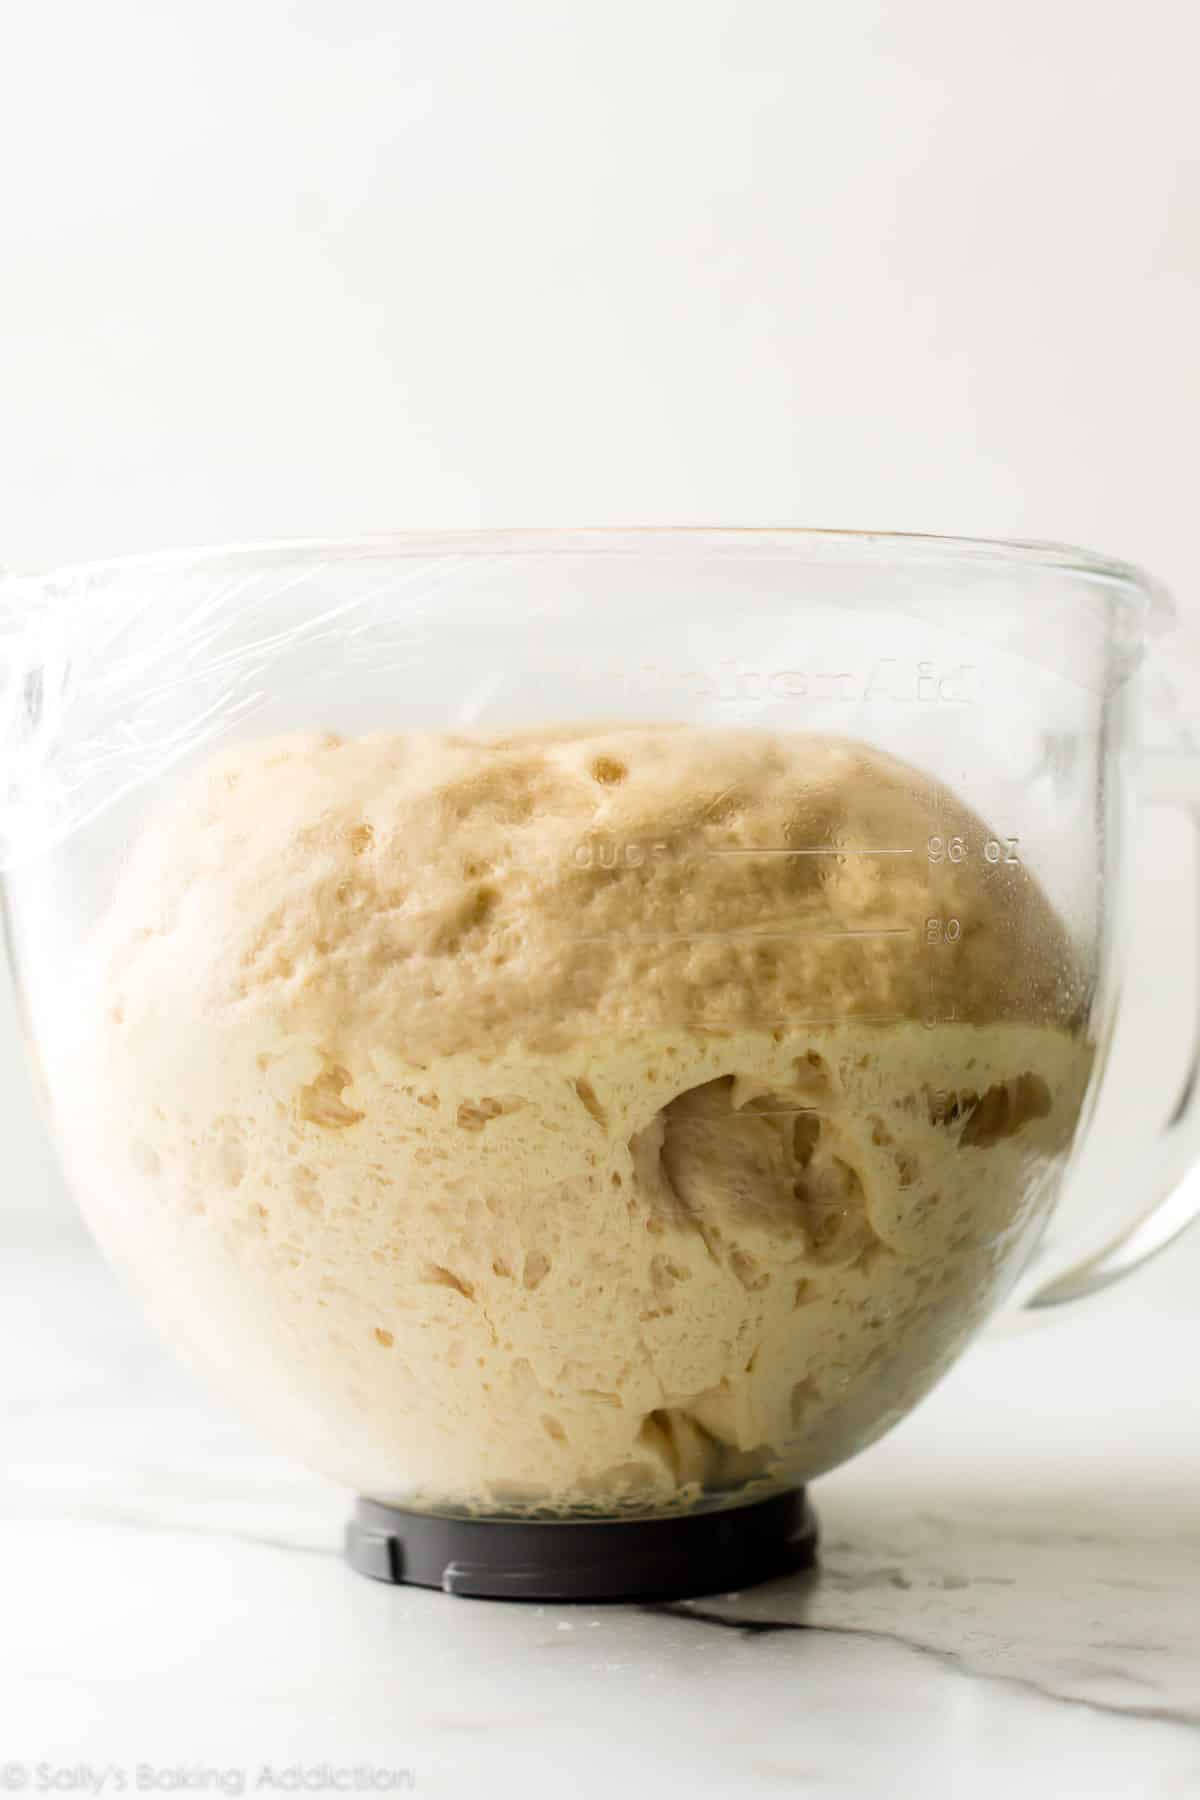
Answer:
[62,726,1092,1513]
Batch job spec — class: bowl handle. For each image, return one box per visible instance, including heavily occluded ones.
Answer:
[1027,747,1200,1306]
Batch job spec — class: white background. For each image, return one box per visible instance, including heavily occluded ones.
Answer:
[2,0,1200,1237]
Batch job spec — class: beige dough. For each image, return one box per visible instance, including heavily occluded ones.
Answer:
[60,726,1093,1513]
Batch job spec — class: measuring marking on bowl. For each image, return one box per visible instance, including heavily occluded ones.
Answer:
[701,846,916,858]
[571,926,916,945]
[692,1013,911,1030]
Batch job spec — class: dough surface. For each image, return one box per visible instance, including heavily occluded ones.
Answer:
[62,726,1093,1512]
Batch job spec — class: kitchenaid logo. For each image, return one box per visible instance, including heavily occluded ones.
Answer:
[615,659,977,706]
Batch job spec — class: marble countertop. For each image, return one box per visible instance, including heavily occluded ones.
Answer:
[1,1227,1198,1799]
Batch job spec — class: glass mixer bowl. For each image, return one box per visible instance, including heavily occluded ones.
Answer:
[3,529,1199,1601]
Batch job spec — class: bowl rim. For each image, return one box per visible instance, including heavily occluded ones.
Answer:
[5,525,1166,597]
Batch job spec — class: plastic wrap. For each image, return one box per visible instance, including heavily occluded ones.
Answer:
[0,530,1165,871]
